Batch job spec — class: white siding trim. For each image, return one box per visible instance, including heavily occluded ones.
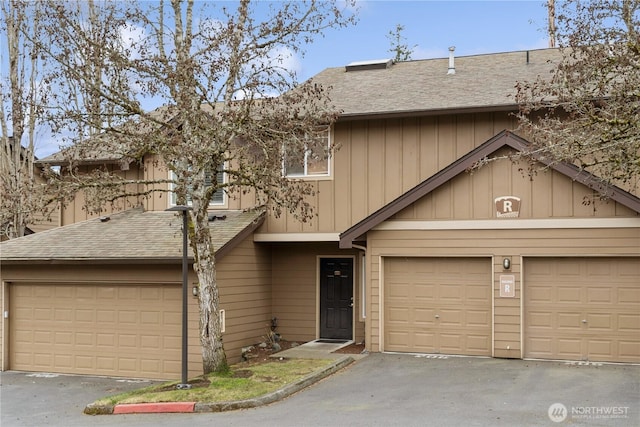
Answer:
[254,233,339,242]
[374,218,640,231]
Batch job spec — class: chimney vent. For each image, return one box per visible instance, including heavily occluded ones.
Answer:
[447,46,456,75]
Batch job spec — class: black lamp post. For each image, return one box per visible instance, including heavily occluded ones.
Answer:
[166,205,192,390]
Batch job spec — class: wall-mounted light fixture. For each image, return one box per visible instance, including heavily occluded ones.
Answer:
[192,285,199,297]
[503,257,511,270]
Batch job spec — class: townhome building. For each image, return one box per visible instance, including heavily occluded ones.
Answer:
[1,48,638,380]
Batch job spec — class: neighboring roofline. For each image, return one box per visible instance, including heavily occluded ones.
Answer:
[35,158,123,167]
[336,104,519,121]
[339,130,640,249]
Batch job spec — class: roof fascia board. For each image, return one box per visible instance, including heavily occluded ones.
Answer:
[336,105,518,122]
[528,149,640,214]
[35,158,122,167]
[0,257,189,265]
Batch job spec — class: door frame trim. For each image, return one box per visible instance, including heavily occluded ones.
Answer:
[316,255,356,340]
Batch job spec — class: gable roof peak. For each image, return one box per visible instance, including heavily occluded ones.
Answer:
[339,130,640,248]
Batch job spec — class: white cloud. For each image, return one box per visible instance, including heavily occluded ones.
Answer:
[119,23,148,60]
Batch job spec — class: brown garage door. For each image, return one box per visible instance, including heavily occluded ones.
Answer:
[384,257,492,355]
[525,257,640,363]
[10,283,181,379]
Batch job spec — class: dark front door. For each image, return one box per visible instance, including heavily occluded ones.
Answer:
[320,258,353,340]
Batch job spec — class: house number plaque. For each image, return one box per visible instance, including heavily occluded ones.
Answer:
[495,196,521,218]
[499,275,516,297]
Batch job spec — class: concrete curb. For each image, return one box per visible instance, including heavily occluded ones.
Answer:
[84,355,354,415]
[113,402,196,414]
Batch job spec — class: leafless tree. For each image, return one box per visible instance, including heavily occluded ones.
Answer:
[38,0,356,374]
[515,0,639,194]
[0,1,62,240]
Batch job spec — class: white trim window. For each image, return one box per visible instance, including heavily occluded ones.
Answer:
[170,163,226,206]
[284,129,330,178]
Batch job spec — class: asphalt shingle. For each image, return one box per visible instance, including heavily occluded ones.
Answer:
[310,48,561,117]
[0,208,264,262]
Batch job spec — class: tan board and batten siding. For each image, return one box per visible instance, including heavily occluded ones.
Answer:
[271,243,365,344]
[261,113,518,234]
[366,153,639,363]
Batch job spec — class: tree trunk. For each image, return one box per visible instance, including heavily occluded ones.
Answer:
[190,208,228,374]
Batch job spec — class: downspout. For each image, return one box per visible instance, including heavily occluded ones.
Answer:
[352,244,367,348]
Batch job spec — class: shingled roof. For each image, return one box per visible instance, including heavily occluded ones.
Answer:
[311,48,561,118]
[38,48,561,167]
[0,208,264,264]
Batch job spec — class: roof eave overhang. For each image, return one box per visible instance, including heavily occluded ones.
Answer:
[336,104,518,122]
[0,257,192,265]
[35,158,123,167]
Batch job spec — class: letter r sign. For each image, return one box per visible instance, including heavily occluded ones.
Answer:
[500,275,516,297]
[495,196,521,218]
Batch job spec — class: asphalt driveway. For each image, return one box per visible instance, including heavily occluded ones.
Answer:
[1,353,638,427]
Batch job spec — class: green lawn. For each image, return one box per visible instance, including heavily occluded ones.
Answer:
[91,358,334,406]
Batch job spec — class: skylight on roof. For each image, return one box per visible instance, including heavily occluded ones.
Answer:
[345,59,393,72]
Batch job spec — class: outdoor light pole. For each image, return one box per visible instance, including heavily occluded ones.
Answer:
[166,205,192,390]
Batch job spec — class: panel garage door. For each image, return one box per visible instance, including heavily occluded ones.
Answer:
[10,283,182,379]
[384,257,492,355]
[525,258,640,363]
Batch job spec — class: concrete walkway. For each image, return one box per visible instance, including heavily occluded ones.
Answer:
[273,340,368,360]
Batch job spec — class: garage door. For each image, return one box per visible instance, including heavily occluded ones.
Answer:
[10,283,182,379]
[525,258,640,363]
[384,258,492,355]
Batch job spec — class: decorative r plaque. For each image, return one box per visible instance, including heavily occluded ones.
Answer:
[495,196,521,218]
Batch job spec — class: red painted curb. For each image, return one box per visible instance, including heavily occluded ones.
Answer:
[113,402,196,414]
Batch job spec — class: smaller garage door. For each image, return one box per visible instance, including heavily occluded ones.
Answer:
[10,283,182,379]
[525,258,640,363]
[384,258,492,356]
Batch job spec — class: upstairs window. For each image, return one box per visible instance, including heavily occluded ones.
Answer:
[284,129,330,178]
[170,163,226,206]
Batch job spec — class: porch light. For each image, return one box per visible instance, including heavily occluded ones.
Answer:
[503,257,511,270]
